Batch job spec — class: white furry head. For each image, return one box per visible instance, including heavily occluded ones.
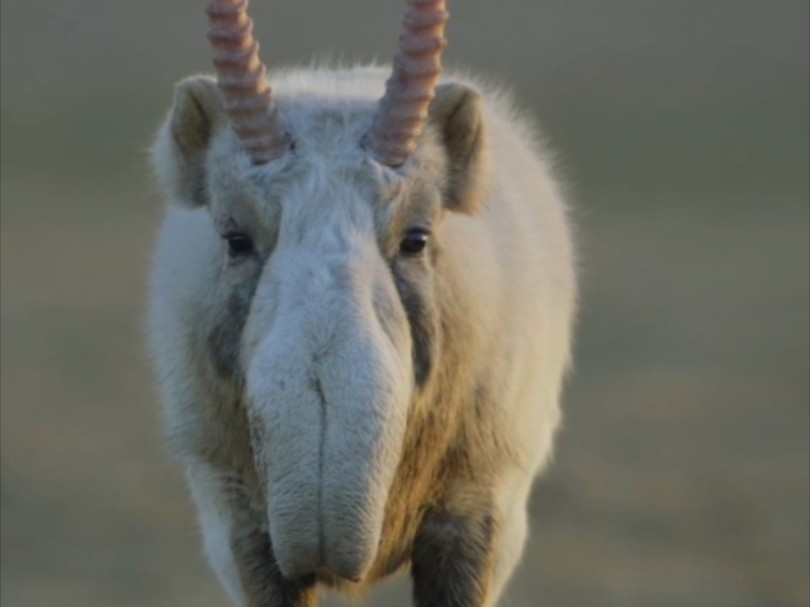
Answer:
[150,67,492,581]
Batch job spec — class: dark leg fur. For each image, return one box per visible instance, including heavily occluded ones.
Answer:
[411,502,498,607]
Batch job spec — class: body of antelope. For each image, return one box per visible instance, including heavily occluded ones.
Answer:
[148,1,577,605]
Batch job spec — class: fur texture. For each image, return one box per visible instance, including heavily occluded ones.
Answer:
[149,65,576,606]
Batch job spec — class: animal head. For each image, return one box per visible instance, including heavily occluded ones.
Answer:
[151,0,492,582]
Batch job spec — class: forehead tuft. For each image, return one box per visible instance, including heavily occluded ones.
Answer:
[202,66,448,225]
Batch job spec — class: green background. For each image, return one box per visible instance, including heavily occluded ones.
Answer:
[2,1,808,605]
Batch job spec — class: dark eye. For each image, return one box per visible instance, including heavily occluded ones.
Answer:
[399,228,430,257]
[226,234,255,257]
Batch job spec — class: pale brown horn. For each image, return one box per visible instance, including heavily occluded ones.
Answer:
[367,0,449,167]
[206,0,290,164]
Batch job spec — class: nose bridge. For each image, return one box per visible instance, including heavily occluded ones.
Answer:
[265,172,387,334]
[272,220,382,339]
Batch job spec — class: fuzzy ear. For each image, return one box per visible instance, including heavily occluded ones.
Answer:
[429,83,492,215]
[152,76,225,207]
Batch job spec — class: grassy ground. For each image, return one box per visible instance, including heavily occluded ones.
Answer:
[1,1,808,606]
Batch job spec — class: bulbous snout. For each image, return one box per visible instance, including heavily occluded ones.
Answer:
[245,247,413,582]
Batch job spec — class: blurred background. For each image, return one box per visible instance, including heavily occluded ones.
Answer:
[1,1,808,606]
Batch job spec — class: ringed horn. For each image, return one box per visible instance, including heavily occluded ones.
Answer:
[206,0,290,165]
[368,0,450,168]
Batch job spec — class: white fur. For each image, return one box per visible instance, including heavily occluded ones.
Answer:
[187,465,247,606]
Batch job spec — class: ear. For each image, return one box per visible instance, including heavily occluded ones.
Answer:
[429,83,492,215]
[151,76,225,207]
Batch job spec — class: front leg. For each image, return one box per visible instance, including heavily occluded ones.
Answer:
[187,464,317,607]
[411,494,498,607]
